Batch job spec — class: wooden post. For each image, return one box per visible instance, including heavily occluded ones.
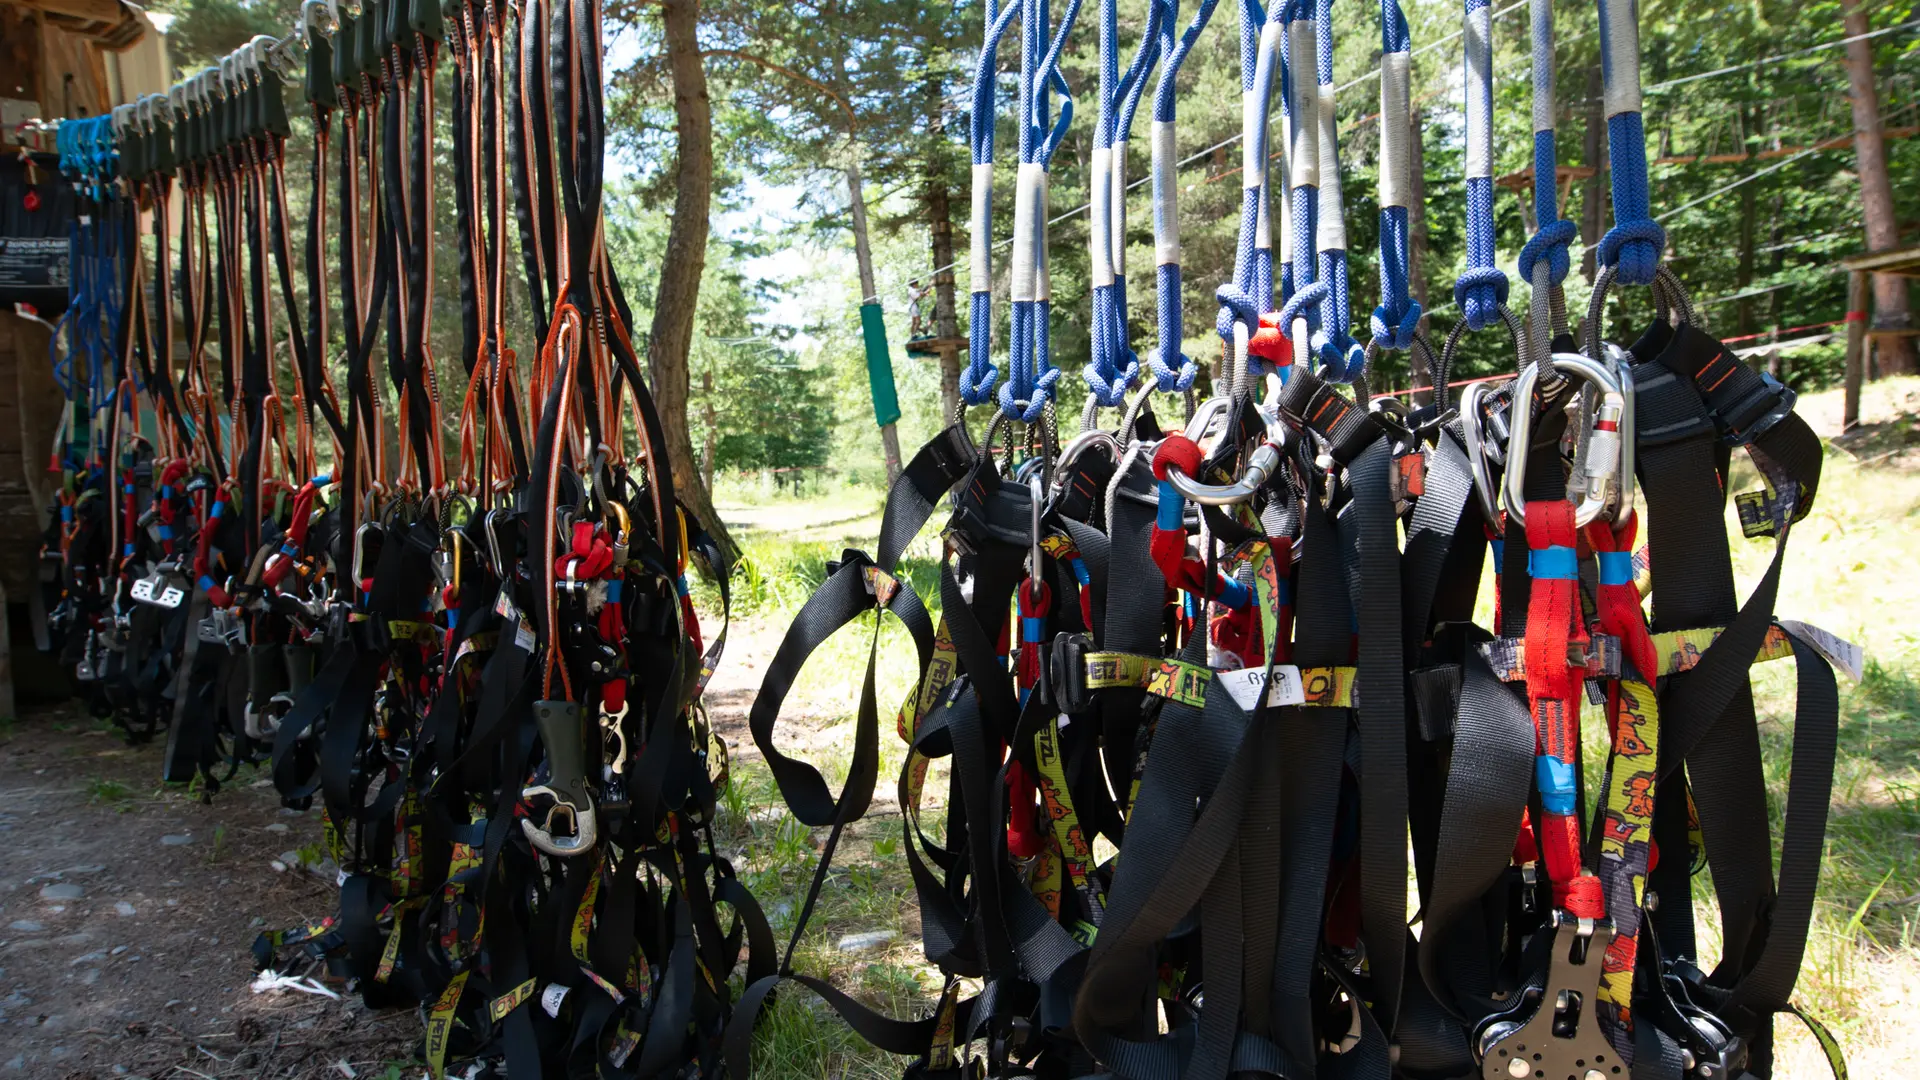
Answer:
[1843,269,1868,431]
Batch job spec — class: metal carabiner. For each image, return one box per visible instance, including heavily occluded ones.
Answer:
[1458,379,1508,525]
[1163,439,1285,506]
[1501,353,1631,528]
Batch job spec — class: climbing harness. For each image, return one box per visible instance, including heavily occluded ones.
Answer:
[739,0,1853,1077]
[30,0,763,1072]
[23,0,1858,1071]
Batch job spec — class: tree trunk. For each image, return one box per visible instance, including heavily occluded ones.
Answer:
[1580,64,1606,285]
[1841,0,1917,373]
[701,366,717,494]
[925,82,962,422]
[648,0,734,561]
[1406,105,1432,400]
[847,158,903,483]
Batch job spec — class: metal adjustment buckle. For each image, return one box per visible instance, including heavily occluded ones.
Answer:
[1650,958,1748,1080]
[520,699,598,857]
[197,607,250,650]
[1473,913,1622,1080]
[1716,372,1796,448]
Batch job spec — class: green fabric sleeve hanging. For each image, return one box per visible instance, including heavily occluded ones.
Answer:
[859,302,902,428]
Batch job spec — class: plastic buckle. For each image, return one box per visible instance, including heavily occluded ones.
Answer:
[1048,633,1092,714]
[823,547,873,580]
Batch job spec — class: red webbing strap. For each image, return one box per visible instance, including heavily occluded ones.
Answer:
[1523,499,1601,917]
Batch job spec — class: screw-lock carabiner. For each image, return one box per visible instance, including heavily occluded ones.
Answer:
[1501,352,1634,528]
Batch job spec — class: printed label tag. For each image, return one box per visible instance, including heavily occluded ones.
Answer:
[1776,620,1865,683]
[495,591,517,620]
[1218,665,1306,711]
[489,978,538,1022]
[541,982,570,1017]
[514,617,536,653]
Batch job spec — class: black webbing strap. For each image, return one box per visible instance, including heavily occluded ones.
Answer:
[1270,496,1353,1064]
[1632,324,1835,1068]
[747,424,972,828]
[1337,438,1409,1034]
[1414,647,1532,1020]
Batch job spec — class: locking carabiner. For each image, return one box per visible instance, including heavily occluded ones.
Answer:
[1501,353,1634,528]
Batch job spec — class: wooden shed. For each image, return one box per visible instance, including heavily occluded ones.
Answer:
[0,0,163,712]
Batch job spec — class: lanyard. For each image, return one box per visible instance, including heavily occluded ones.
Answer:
[1082,0,1162,414]
[1144,0,1222,396]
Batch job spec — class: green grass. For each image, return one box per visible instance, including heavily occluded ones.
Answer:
[86,776,136,804]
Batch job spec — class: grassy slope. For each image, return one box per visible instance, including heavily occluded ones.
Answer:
[703,378,1920,1079]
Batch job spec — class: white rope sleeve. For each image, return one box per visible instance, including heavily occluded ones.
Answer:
[1464,2,1494,180]
[970,161,994,292]
[1111,139,1128,280]
[1089,147,1114,288]
[1378,52,1411,209]
[1600,0,1642,117]
[1011,161,1044,303]
[1286,21,1319,190]
[1315,83,1346,252]
[1530,0,1555,133]
[1151,120,1182,266]
[1035,173,1052,303]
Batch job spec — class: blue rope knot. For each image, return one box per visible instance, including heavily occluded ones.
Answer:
[1319,333,1366,384]
[1278,281,1328,340]
[1148,351,1201,393]
[1214,283,1259,342]
[1001,365,1062,423]
[1597,218,1666,288]
[1112,347,1141,395]
[960,365,1000,407]
[1452,266,1510,332]
[1370,297,1423,352]
[1517,218,1578,288]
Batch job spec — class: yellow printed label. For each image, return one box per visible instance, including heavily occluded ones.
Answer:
[899,619,957,742]
[571,854,604,966]
[424,968,470,1078]
[1143,659,1211,709]
[1651,623,1791,677]
[1084,651,1153,690]
[489,978,538,1022]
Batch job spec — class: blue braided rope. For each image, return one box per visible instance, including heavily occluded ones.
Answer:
[1457,0,1508,331]
[1146,0,1221,394]
[1596,0,1664,286]
[1371,0,1419,352]
[1598,113,1665,285]
[962,0,1022,408]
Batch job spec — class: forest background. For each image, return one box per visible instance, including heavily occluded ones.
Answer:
[154,0,1916,559]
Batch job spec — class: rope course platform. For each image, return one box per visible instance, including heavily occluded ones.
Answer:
[1841,244,1920,429]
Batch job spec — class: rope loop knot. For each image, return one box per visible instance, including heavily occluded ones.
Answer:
[1370,298,1424,352]
[1517,218,1579,289]
[1453,266,1510,332]
[1597,218,1666,288]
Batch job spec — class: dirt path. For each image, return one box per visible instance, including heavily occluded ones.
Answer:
[0,707,417,1079]
[0,616,782,1080]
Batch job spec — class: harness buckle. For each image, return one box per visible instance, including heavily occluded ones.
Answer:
[1714,372,1796,448]
[1048,633,1093,714]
